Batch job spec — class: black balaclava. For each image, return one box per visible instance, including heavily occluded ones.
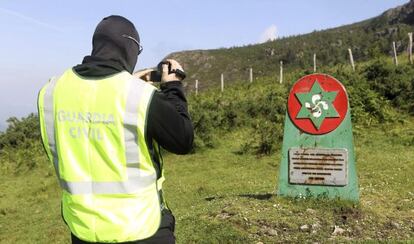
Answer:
[74,15,140,77]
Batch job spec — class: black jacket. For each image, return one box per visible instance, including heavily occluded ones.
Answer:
[73,15,194,177]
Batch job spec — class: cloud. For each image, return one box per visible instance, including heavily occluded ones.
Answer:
[0,7,63,33]
[259,24,277,43]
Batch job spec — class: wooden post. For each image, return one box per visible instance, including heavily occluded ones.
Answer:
[393,41,398,66]
[195,79,198,95]
[279,61,283,84]
[221,73,224,92]
[249,68,253,83]
[408,33,413,64]
[313,53,317,73]
[348,48,355,71]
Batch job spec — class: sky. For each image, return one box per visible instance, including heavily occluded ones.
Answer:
[0,0,409,131]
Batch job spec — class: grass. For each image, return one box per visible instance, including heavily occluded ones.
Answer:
[1,119,413,243]
[0,163,67,243]
[165,120,414,243]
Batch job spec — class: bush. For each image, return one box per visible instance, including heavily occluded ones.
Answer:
[0,114,46,174]
[0,113,40,150]
[188,59,413,155]
[238,119,284,156]
[363,60,414,112]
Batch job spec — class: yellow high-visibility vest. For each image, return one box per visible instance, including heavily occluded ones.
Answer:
[38,68,164,242]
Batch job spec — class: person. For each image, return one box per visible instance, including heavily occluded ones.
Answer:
[37,15,193,244]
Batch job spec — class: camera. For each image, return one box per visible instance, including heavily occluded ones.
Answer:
[149,70,162,82]
[149,61,186,82]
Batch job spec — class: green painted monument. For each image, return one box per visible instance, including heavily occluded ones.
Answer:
[277,74,359,201]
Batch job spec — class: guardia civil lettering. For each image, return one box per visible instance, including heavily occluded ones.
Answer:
[57,110,115,124]
[57,110,114,141]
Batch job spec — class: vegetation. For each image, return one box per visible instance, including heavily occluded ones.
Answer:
[187,57,413,155]
[1,56,414,243]
[0,114,40,150]
[169,1,414,92]
[2,2,414,242]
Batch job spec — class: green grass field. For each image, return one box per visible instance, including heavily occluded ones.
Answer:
[1,117,413,243]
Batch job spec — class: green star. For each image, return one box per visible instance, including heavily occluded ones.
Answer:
[295,80,339,129]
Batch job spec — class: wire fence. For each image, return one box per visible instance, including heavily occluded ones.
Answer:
[191,32,414,95]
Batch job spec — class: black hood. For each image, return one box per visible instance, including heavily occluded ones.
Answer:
[74,15,140,77]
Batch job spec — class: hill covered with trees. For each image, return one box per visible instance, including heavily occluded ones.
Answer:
[168,0,414,93]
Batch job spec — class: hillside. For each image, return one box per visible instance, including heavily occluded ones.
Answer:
[168,0,414,92]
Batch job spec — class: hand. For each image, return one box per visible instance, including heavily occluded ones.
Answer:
[161,59,185,82]
[133,68,155,83]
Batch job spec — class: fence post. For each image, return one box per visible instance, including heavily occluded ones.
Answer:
[408,33,413,64]
[313,53,317,73]
[279,61,283,84]
[249,68,253,83]
[348,48,355,71]
[221,73,224,92]
[393,41,398,66]
[195,79,198,95]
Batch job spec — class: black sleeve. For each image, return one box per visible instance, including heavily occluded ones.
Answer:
[146,81,194,154]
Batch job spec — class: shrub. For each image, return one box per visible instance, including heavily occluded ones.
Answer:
[0,113,40,150]
[238,119,284,156]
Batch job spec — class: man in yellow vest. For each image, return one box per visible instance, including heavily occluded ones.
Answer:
[38,15,193,244]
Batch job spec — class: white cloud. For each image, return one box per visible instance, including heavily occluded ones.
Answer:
[259,24,277,43]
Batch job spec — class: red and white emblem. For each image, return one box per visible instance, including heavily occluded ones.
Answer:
[287,74,348,135]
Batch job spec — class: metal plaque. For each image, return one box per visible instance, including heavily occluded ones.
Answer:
[288,148,348,186]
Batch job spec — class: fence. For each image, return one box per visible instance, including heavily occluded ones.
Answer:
[191,33,413,93]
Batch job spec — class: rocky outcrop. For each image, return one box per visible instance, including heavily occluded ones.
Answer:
[384,0,414,25]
